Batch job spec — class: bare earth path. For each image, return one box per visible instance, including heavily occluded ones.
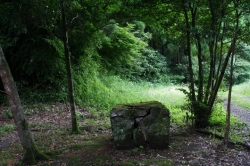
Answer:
[224,93,250,128]
[224,101,250,126]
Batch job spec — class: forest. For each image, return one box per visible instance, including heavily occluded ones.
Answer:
[0,0,250,165]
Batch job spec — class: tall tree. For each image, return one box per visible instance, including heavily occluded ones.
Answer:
[60,0,79,134]
[0,47,49,164]
[224,42,235,147]
[181,0,196,104]
[175,0,245,127]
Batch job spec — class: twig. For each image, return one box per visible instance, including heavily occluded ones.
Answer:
[0,89,10,95]
[66,15,79,30]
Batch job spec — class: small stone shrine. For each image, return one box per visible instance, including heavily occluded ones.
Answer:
[110,101,170,149]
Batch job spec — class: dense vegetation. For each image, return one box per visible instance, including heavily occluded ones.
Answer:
[1,0,249,112]
[1,0,250,164]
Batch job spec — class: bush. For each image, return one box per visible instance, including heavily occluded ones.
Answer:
[113,48,170,83]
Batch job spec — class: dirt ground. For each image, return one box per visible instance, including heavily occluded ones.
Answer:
[1,100,250,166]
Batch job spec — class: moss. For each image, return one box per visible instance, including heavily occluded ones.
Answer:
[45,150,62,156]
[22,136,49,165]
[22,148,37,165]
[71,120,80,134]
[21,119,29,130]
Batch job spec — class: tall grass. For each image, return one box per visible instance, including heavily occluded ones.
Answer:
[219,80,250,109]
[76,75,186,120]
[232,79,250,96]
[79,75,250,143]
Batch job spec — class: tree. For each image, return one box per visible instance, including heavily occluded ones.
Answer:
[60,0,79,134]
[224,43,235,147]
[176,0,245,127]
[224,0,243,146]
[0,47,49,164]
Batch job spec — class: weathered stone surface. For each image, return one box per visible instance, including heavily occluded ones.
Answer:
[110,101,170,149]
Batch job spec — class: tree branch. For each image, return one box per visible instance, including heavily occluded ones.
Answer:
[66,15,79,30]
[0,89,10,95]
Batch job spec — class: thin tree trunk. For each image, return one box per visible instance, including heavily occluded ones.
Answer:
[60,0,79,134]
[190,4,203,102]
[224,0,242,148]
[224,46,234,147]
[182,0,196,102]
[207,11,239,122]
[204,0,217,104]
[0,47,48,164]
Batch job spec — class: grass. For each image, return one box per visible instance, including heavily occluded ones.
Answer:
[0,124,15,135]
[213,79,250,143]
[219,80,250,109]
[233,80,250,96]
[225,80,250,109]
[77,75,249,144]
[231,94,250,109]
[77,75,187,117]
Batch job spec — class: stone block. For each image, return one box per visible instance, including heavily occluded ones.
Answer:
[110,101,170,149]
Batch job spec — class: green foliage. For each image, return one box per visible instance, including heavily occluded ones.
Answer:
[0,124,15,135]
[224,59,250,85]
[207,103,249,143]
[99,22,148,71]
[168,56,189,84]
[223,43,250,85]
[3,109,12,119]
[179,87,210,127]
[15,37,66,89]
[75,68,184,116]
[115,48,170,82]
[20,89,67,103]
[76,111,85,120]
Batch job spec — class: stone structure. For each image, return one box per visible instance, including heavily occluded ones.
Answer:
[110,101,170,149]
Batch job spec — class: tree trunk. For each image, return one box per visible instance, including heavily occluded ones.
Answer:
[190,4,203,102]
[207,9,240,122]
[0,47,49,164]
[182,0,196,103]
[60,0,79,134]
[224,47,234,147]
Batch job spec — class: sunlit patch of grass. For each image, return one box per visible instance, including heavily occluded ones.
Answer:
[233,80,250,96]
[220,80,250,109]
[79,75,187,120]
[231,94,250,110]
[209,103,240,126]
